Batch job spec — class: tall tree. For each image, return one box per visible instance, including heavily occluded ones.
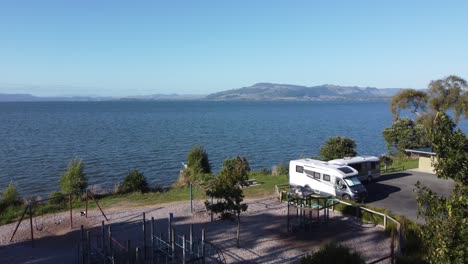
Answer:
[382,118,430,153]
[416,112,467,263]
[205,156,250,247]
[319,136,357,161]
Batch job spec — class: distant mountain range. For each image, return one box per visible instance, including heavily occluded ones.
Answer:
[205,83,402,101]
[0,83,403,102]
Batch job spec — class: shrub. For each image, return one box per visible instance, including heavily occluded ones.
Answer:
[319,136,357,161]
[272,161,289,176]
[1,182,22,208]
[119,169,149,194]
[300,243,365,264]
[60,158,88,194]
[178,145,212,186]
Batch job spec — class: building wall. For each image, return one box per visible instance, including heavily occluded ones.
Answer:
[419,156,436,173]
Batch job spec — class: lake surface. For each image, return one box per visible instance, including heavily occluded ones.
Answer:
[1,101,466,197]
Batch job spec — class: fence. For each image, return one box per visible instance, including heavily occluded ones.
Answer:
[75,212,226,264]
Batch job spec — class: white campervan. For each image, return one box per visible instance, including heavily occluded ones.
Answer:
[328,156,380,182]
[289,159,367,201]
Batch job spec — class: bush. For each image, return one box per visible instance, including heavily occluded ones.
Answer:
[319,136,357,161]
[1,183,22,208]
[301,243,365,264]
[178,145,212,186]
[60,158,88,194]
[119,169,149,194]
[272,161,289,176]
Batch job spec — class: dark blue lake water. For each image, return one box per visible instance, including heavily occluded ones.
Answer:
[1,101,466,197]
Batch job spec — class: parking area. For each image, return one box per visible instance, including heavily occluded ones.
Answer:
[364,170,455,223]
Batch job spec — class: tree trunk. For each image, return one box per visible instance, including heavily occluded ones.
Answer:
[236,213,240,248]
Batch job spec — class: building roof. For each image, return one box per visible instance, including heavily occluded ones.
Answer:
[404,148,436,156]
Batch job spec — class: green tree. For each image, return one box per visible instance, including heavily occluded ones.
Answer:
[205,156,250,248]
[119,169,149,194]
[319,136,357,161]
[178,145,211,186]
[385,75,467,154]
[382,118,430,153]
[416,112,467,264]
[59,158,88,194]
[0,182,22,209]
[300,243,365,264]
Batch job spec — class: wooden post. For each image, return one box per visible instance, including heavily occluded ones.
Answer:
[69,193,73,229]
[135,247,140,264]
[190,182,193,213]
[80,225,85,264]
[168,213,172,244]
[9,204,29,243]
[171,227,175,259]
[29,204,34,248]
[88,191,109,221]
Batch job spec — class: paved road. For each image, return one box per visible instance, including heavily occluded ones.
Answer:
[364,170,455,223]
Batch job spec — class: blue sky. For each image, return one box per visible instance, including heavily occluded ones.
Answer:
[0,1,467,96]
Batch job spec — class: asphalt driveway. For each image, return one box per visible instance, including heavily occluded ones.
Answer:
[364,170,455,223]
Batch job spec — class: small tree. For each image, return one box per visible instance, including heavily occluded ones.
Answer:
[382,118,430,153]
[319,136,357,161]
[0,183,22,209]
[119,169,149,194]
[301,243,365,264]
[205,156,250,248]
[59,158,88,194]
[178,145,211,186]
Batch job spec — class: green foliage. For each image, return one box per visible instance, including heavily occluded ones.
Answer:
[187,145,211,174]
[319,136,357,161]
[59,158,88,194]
[427,76,467,122]
[415,112,468,264]
[300,243,365,264]
[1,183,22,209]
[382,118,430,153]
[119,169,149,194]
[390,89,428,120]
[178,145,211,186]
[205,156,250,247]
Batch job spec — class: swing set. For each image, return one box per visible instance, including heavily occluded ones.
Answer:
[9,189,109,247]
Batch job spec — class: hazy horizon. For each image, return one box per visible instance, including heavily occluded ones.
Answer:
[1,1,467,96]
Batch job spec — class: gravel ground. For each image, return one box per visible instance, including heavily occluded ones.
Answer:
[0,196,391,263]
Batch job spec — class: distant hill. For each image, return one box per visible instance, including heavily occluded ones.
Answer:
[206,83,402,101]
[0,93,109,102]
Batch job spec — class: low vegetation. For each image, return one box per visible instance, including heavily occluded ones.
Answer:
[118,169,149,194]
[319,136,357,161]
[301,243,365,264]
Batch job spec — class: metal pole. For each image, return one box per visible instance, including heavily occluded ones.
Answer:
[81,225,85,264]
[143,212,147,259]
[87,230,91,264]
[108,225,113,258]
[127,240,131,264]
[10,204,29,243]
[88,191,109,221]
[201,229,205,264]
[135,247,140,264]
[189,224,193,254]
[190,182,193,213]
[168,213,172,244]
[85,190,88,218]
[182,234,186,264]
[69,193,73,229]
[151,217,155,262]
[29,204,34,248]
[171,227,175,260]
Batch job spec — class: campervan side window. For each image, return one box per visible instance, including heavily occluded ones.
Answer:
[313,172,320,179]
[371,162,377,170]
[296,166,304,173]
[323,174,330,181]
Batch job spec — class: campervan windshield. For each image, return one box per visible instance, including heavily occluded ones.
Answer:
[344,177,361,186]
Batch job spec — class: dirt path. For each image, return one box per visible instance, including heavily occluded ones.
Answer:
[0,196,391,263]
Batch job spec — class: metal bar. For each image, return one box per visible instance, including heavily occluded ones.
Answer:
[135,247,140,264]
[127,240,131,264]
[142,212,146,259]
[201,229,205,264]
[108,225,113,257]
[81,226,85,264]
[151,217,155,262]
[182,234,186,264]
[87,230,91,264]
[85,190,88,218]
[29,204,34,248]
[88,191,109,221]
[190,224,193,254]
[9,204,29,242]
